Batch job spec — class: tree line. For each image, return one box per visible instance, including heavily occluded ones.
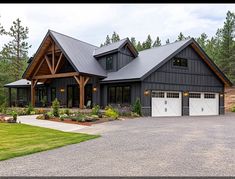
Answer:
[0,10,235,106]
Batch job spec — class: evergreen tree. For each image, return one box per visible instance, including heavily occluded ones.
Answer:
[1,18,31,81]
[111,31,120,43]
[142,35,152,50]
[196,33,208,50]
[177,32,186,41]
[166,38,170,44]
[152,36,161,47]
[104,35,111,45]
[136,41,143,51]
[130,37,137,48]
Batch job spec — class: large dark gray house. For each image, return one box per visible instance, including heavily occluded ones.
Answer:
[4,30,232,116]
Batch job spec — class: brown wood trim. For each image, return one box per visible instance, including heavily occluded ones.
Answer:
[84,76,90,86]
[79,76,84,109]
[74,75,80,85]
[54,52,63,74]
[52,42,55,73]
[32,58,46,78]
[45,55,54,74]
[33,72,79,79]
[31,80,36,106]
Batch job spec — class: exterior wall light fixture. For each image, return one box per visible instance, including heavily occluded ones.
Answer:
[183,91,189,97]
[144,90,150,96]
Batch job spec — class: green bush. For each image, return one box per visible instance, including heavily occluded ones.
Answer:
[132,98,142,116]
[131,112,140,117]
[232,105,235,112]
[70,114,86,122]
[26,103,34,115]
[59,114,68,121]
[64,109,70,116]
[52,98,60,117]
[105,106,119,119]
[92,105,100,115]
[46,111,54,118]
[11,111,17,121]
[0,102,7,114]
[30,111,36,115]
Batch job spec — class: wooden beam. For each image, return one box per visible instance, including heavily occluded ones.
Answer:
[32,57,46,78]
[33,79,38,88]
[33,72,79,79]
[31,80,35,107]
[54,52,63,73]
[45,55,54,74]
[84,77,90,86]
[52,42,55,73]
[74,75,80,85]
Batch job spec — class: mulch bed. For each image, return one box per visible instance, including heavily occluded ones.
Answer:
[46,117,114,126]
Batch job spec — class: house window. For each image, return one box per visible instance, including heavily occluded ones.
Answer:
[173,58,188,67]
[106,56,113,70]
[51,87,56,102]
[108,86,131,104]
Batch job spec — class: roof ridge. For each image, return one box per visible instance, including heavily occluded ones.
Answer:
[139,38,192,53]
[49,29,98,48]
[95,37,128,50]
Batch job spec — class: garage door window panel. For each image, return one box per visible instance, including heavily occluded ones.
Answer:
[204,93,215,98]
[189,93,201,98]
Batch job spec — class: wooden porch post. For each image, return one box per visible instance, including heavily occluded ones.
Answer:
[8,88,11,107]
[74,75,90,109]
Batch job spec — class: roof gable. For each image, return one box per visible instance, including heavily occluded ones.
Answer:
[23,30,107,79]
[93,38,138,58]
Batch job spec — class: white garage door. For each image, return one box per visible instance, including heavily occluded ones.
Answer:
[151,91,182,117]
[189,92,219,116]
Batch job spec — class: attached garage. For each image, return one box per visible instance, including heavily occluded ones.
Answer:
[151,91,182,117]
[189,92,219,116]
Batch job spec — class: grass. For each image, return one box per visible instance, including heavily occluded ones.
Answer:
[0,123,100,161]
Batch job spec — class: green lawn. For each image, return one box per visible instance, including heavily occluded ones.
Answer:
[0,123,99,161]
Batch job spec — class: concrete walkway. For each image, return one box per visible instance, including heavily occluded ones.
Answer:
[18,115,88,132]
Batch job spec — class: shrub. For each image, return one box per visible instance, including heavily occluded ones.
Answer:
[46,111,54,118]
[43,113,50,120]
[26,103,34,115]
[70,115,86,122]
[132,98,142,116]
[131,112,140,117]
[36,115,44,120]
[59,114,68,121]
[105,106,119,119]
[0,102,7,114]
[37,108,46,114]
[91,105,100,115]
[11,111,17,121]
[30,111,36,115]
[52,98,60,117]
[64,109,70,116]
[232,105,235,112]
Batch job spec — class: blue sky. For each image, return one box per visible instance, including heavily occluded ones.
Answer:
[0,3,235,57]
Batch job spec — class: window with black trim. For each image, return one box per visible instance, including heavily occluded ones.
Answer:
[108,86,131,104]
[173,58,188,67]
[106,56,113,70]
[204,93,215,99]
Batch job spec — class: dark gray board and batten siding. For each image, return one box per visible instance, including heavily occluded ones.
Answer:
[141,45,224,116]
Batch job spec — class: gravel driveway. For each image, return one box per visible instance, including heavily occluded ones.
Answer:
[1,114,235,176]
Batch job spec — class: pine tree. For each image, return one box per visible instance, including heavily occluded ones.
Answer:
[177,32,186,41]
[217,11,235,82]
[111,31,120,43]
[1,18,31,81]
[130,37,137,48]
[142,35,152,50]
[166,38,170,44]
[136,41,143,51]
[152,36,161,47]
[196,33,208,50]
[104,35,111,45]
[0,16,5,35]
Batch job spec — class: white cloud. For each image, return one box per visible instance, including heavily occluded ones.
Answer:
[0,3,234,56]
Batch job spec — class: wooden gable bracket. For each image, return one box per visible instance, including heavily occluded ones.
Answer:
[45,55,54,74]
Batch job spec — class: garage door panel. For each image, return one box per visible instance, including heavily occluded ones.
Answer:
[189,92,218,116]
[152,91,181,117]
